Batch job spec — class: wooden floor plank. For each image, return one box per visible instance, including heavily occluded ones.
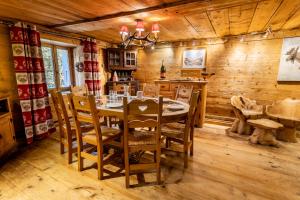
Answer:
[1,124,300,200]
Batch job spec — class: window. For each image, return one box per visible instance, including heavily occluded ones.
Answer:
[42,44,73,90]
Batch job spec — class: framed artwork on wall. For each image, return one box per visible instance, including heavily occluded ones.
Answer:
[277,37,300,81]
[182,48,206,69]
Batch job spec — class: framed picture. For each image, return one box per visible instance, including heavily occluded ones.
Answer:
[277,37,300,81]
[182,48,206,69]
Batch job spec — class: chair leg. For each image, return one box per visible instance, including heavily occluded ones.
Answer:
[68,146,73,164]
[78,152,83,171]
[184,151,188,168]
[60,142,64,154]
[124,148,130,188]
[97,147,104,180]
[156,149,161,184]
[184,141,189,168]
[77,143,83,171]
[190,127,194,156]
[166,137,169,148]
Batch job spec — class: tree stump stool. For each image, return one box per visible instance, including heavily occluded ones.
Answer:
[247,119,283,146]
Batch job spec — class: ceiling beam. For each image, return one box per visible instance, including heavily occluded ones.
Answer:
[49,0,207,28]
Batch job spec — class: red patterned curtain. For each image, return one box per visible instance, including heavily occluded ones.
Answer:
[10,22,55,144]
[81,38,101,96]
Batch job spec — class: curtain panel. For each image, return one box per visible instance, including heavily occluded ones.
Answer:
[81,38,101,96]
[10,22,55,144]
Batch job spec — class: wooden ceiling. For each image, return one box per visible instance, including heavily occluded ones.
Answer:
[0,0,300,43]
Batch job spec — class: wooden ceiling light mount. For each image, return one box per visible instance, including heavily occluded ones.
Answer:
[119,19,159,49]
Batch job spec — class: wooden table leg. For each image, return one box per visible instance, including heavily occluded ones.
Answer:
[197,83,207,128]
[249,128,278,146]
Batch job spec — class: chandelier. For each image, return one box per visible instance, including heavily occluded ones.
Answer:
[119,19,160,48]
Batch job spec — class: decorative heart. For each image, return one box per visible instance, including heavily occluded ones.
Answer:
[138,105,148,112]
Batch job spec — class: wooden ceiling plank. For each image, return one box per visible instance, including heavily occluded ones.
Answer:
[246,2,259,33]
[248,0,283,33]
[0,2,83,23]
[206,11,218,36]
[184,12,217,38]
[228,3,257,35]
[265,0,300,31]
[49,0,205,28]
[207,8,230,37]
[282,7,300,29]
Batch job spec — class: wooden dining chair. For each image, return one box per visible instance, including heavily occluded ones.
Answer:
[175,85,194,104]
[50,90,78,164]
[71,84,88,96]
[142,83,159,97]
[123,96,163,188]
[68,94,123,180]
[161,91,199,168]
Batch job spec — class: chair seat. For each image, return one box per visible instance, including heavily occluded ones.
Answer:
[82,126,121,145]
[161,122,185,139]
[63,120,94,132]
[128,129,156,146]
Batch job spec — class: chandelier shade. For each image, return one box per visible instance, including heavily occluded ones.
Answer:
[120,25,129,35]
[151,23,160,33]
[135,19,144,32]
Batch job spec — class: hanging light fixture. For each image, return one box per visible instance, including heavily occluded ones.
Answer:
[119,19,160,49]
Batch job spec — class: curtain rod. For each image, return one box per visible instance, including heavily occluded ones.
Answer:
[0,19,93,41]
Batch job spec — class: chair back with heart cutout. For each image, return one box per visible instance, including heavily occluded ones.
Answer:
[68,94,102,146]
[123,97,163,128]
[142,83,159,97]
[71,84,88,96]
[175,85,194,104]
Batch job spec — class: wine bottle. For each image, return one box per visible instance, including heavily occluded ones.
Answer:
[160,59,166,79]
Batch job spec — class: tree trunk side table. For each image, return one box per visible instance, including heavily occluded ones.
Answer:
[247,119,283,146]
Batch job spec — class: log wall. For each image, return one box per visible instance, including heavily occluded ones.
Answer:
[134,32,300,117]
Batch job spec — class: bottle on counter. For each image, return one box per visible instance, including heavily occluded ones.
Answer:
[160,59,166,79]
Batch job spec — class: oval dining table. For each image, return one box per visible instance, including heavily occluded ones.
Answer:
[96,95,190,123]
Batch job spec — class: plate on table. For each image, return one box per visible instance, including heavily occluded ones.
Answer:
[167,104,185,111]
[106,103,123,108]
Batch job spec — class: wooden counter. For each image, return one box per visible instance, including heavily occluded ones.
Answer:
[154,79,208,128]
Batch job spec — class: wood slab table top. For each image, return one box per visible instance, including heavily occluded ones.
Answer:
[247,119,283,130]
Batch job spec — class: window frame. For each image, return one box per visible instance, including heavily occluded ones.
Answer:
[42,43,75,91]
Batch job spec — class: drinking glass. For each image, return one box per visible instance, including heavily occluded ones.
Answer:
[137,91,143,99]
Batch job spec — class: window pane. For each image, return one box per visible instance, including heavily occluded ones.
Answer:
[57,49,71,88]
[42,46,56,89]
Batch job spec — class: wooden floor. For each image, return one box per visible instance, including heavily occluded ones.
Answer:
[1,124,300,200]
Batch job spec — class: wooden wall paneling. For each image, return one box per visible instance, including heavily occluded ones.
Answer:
[0,25,17,100]
[266,0,300,31]
[207,9,230,37]
[248,0,283,32]
[228,3,257,35]
[134,32,300,117]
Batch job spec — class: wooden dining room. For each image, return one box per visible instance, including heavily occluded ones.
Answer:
[0,0,300,199]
